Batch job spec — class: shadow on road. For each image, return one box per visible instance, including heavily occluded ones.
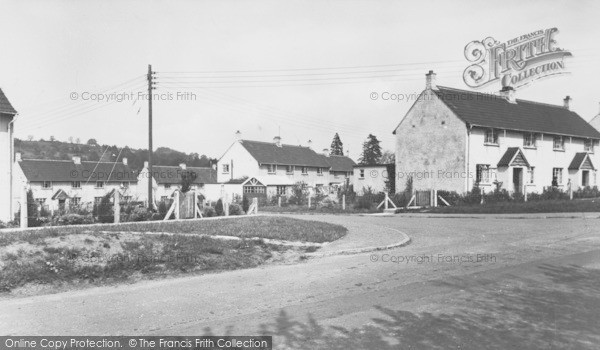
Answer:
[209,264,600,349]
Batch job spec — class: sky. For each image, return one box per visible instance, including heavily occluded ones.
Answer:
[1,0,600,160]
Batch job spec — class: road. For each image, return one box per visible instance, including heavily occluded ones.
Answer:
[1,214,599,349]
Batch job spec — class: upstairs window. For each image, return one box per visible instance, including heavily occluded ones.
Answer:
[286,165,294,174]
[95,181,104,188]
[222,164,230,173]
[42,181,52,189]
[359,169,365,178]
[121,182,129,188]
[553,136,565,151]
[523,133,537,148]
[268,164,277,174]
[484,128,498,145]
[301,166,308,175]
[584,139,594,153]
[164,183,171,189]
[317,168,323,176]
[71,181,81,189]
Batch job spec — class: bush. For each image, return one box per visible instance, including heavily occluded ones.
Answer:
[573,186,600,199]
[128,207,152,222]
[203,206,216,217]
[538,186,569,201]
[215,199,224,216]
[56,213,95,226]
[242,196,250,213]
[288,182,309,205]
[484,189,512,204]
[229,203,243,215]
[354,195,373,210]
[96,193,114,223]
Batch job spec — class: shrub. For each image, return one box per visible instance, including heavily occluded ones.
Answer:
[215,199,224,216]
[25,189,42,228]
[484,189,512,204]
[574,186,600,199]
[229,203,243,215]
[56,213,95,226]
[203,206,216,217]
[538,186,569,201]
[128,207,152,222]
[354,195,373,210]
[96,193,114,223]
[242,196,250,213]
[288,182,309,205]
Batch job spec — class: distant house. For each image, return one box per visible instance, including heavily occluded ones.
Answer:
[217,135,355,201]
[136,162,219,204]
[393,71,600,195]
[12,154,137,212]
[0,88,17,222]
[353,163,393,195]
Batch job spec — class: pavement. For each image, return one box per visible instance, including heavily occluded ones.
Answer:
[1,213,599,349]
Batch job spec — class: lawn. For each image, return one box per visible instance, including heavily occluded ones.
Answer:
[0,216,347,294]
[261,205,379,215]
[426,198,600,214]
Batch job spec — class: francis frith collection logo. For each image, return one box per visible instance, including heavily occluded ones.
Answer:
[463,28,572,89]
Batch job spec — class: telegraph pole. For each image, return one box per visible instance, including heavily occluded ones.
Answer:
[147,64,155,209]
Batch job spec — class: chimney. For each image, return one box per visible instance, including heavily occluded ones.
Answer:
[425,70,437,90]
[322,148,329,156]
[179,163,187,170]
[211,163,217,170]
[307,139,312,149]
[235,130,242,142]
[273,136,282,147]
[72,155,81,165]
[563,96,571,110]
[122,157,128,166]
[15,152,22,162]
[144,161,149,168]
[499,85,516,103]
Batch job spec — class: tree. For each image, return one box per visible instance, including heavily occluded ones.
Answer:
[75,137,81,144]
[87,138,98,146]
[49,136,56,142]
[329,133,344,156]
[27,135,34,141]
[381,150,395,164]
[180,170,196,193]
[68,136,73,143]
[358,134,382,165]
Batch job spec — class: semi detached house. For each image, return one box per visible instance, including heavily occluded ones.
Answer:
[217,135,355,203]
[394,71,600,195]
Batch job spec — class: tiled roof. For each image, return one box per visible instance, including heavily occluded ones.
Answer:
[323,155,356,172]
[568,153,595,170]
[19,159,138,182]
[430,86,600,139]
[151,166,217,184]
[240,140,332,168]
[0,88,17,115]
[353,163,394,168]
[497,147,530,167]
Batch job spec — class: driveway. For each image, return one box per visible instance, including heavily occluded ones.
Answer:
[1,214,599,349]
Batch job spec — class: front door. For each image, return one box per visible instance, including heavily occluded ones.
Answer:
[513,168,523,193]
[582,170,590,187]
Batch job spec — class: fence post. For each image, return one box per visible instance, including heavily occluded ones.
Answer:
[224,194,229,216]
[308,195,311,209]
[569,181,573,200]
[384,193,389,210]
[524,186,528,202]
[278,196,281,207]
[114,190,120,224]
[342,194,346,210]
[175,191,180,219]
[20,186,27,229]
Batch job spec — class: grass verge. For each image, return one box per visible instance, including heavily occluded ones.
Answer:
[426,199,600,214]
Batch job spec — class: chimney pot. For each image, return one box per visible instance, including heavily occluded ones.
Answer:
[235,130,242,141]
[180,163,187,170]
[15,152,22,162]
[122,157,128,166]
[72,155,81,165]
[499,85,516,103]
[563,96,571,110]
[273,136,282,147]
[425,70,437,90]
[144,161,149,168]
[322,148,329,156]
[307,139,312,149]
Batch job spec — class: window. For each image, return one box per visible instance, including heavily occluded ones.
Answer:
[359,169,365,178]
[42,181,52,189]
[552,168,563,185]
[317,168,323,176]
[347,171,353,177]
[523,133,537,148]
[268,164,277,174]
[476,164,491,184]
[243,186,265,194]
[121,182,129,188]
[301,166,308,175]
[553,136,565,151]
[286,165,294,174]
[527,167,535,184]
[35,198,46,205]
[161,196,168,202]
[222,164,230,173]
[94,197,103,205]
[71,181,81,189]
[95,181,104,188]
[584,139,594,153]
[164,183,171,189]
[72,197,81,205]
[276,186,286,195]
[484,128,498,145]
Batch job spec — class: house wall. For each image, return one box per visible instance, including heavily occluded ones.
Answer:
[257,164,328,188]
[217,142,260,183]
[0,114,12,222]
[394,89,467,193]
[353,166,388,195]
[467,128,599,194]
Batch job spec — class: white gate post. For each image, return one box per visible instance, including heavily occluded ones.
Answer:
[342,194,346,210]
[175,191,180,220]
[308,195,311,208]
[114,190,120,224]
[20,186,27,229]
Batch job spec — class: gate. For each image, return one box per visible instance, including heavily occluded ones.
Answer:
[414,190,432,207]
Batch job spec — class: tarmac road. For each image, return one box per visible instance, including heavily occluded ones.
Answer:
[1,214,599,349]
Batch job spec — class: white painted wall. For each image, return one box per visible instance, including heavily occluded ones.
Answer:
[217,142,260,183]
[353,166,388,195]
[0,115,12,222]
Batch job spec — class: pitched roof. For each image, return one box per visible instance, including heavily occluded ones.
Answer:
[431,86,600,139]
[18,159,138,182]
[568,153,595,170]
[239,140,332,168]
[497,147,530,167]
[0,88,17,115]
[151,166,217,184]
[323,155,356,172]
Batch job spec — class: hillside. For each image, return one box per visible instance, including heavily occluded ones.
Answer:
[14,138,217,170]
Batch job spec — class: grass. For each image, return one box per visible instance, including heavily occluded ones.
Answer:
[0,216,347,294]
[261,205,379,215]
[426,198,600,214]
